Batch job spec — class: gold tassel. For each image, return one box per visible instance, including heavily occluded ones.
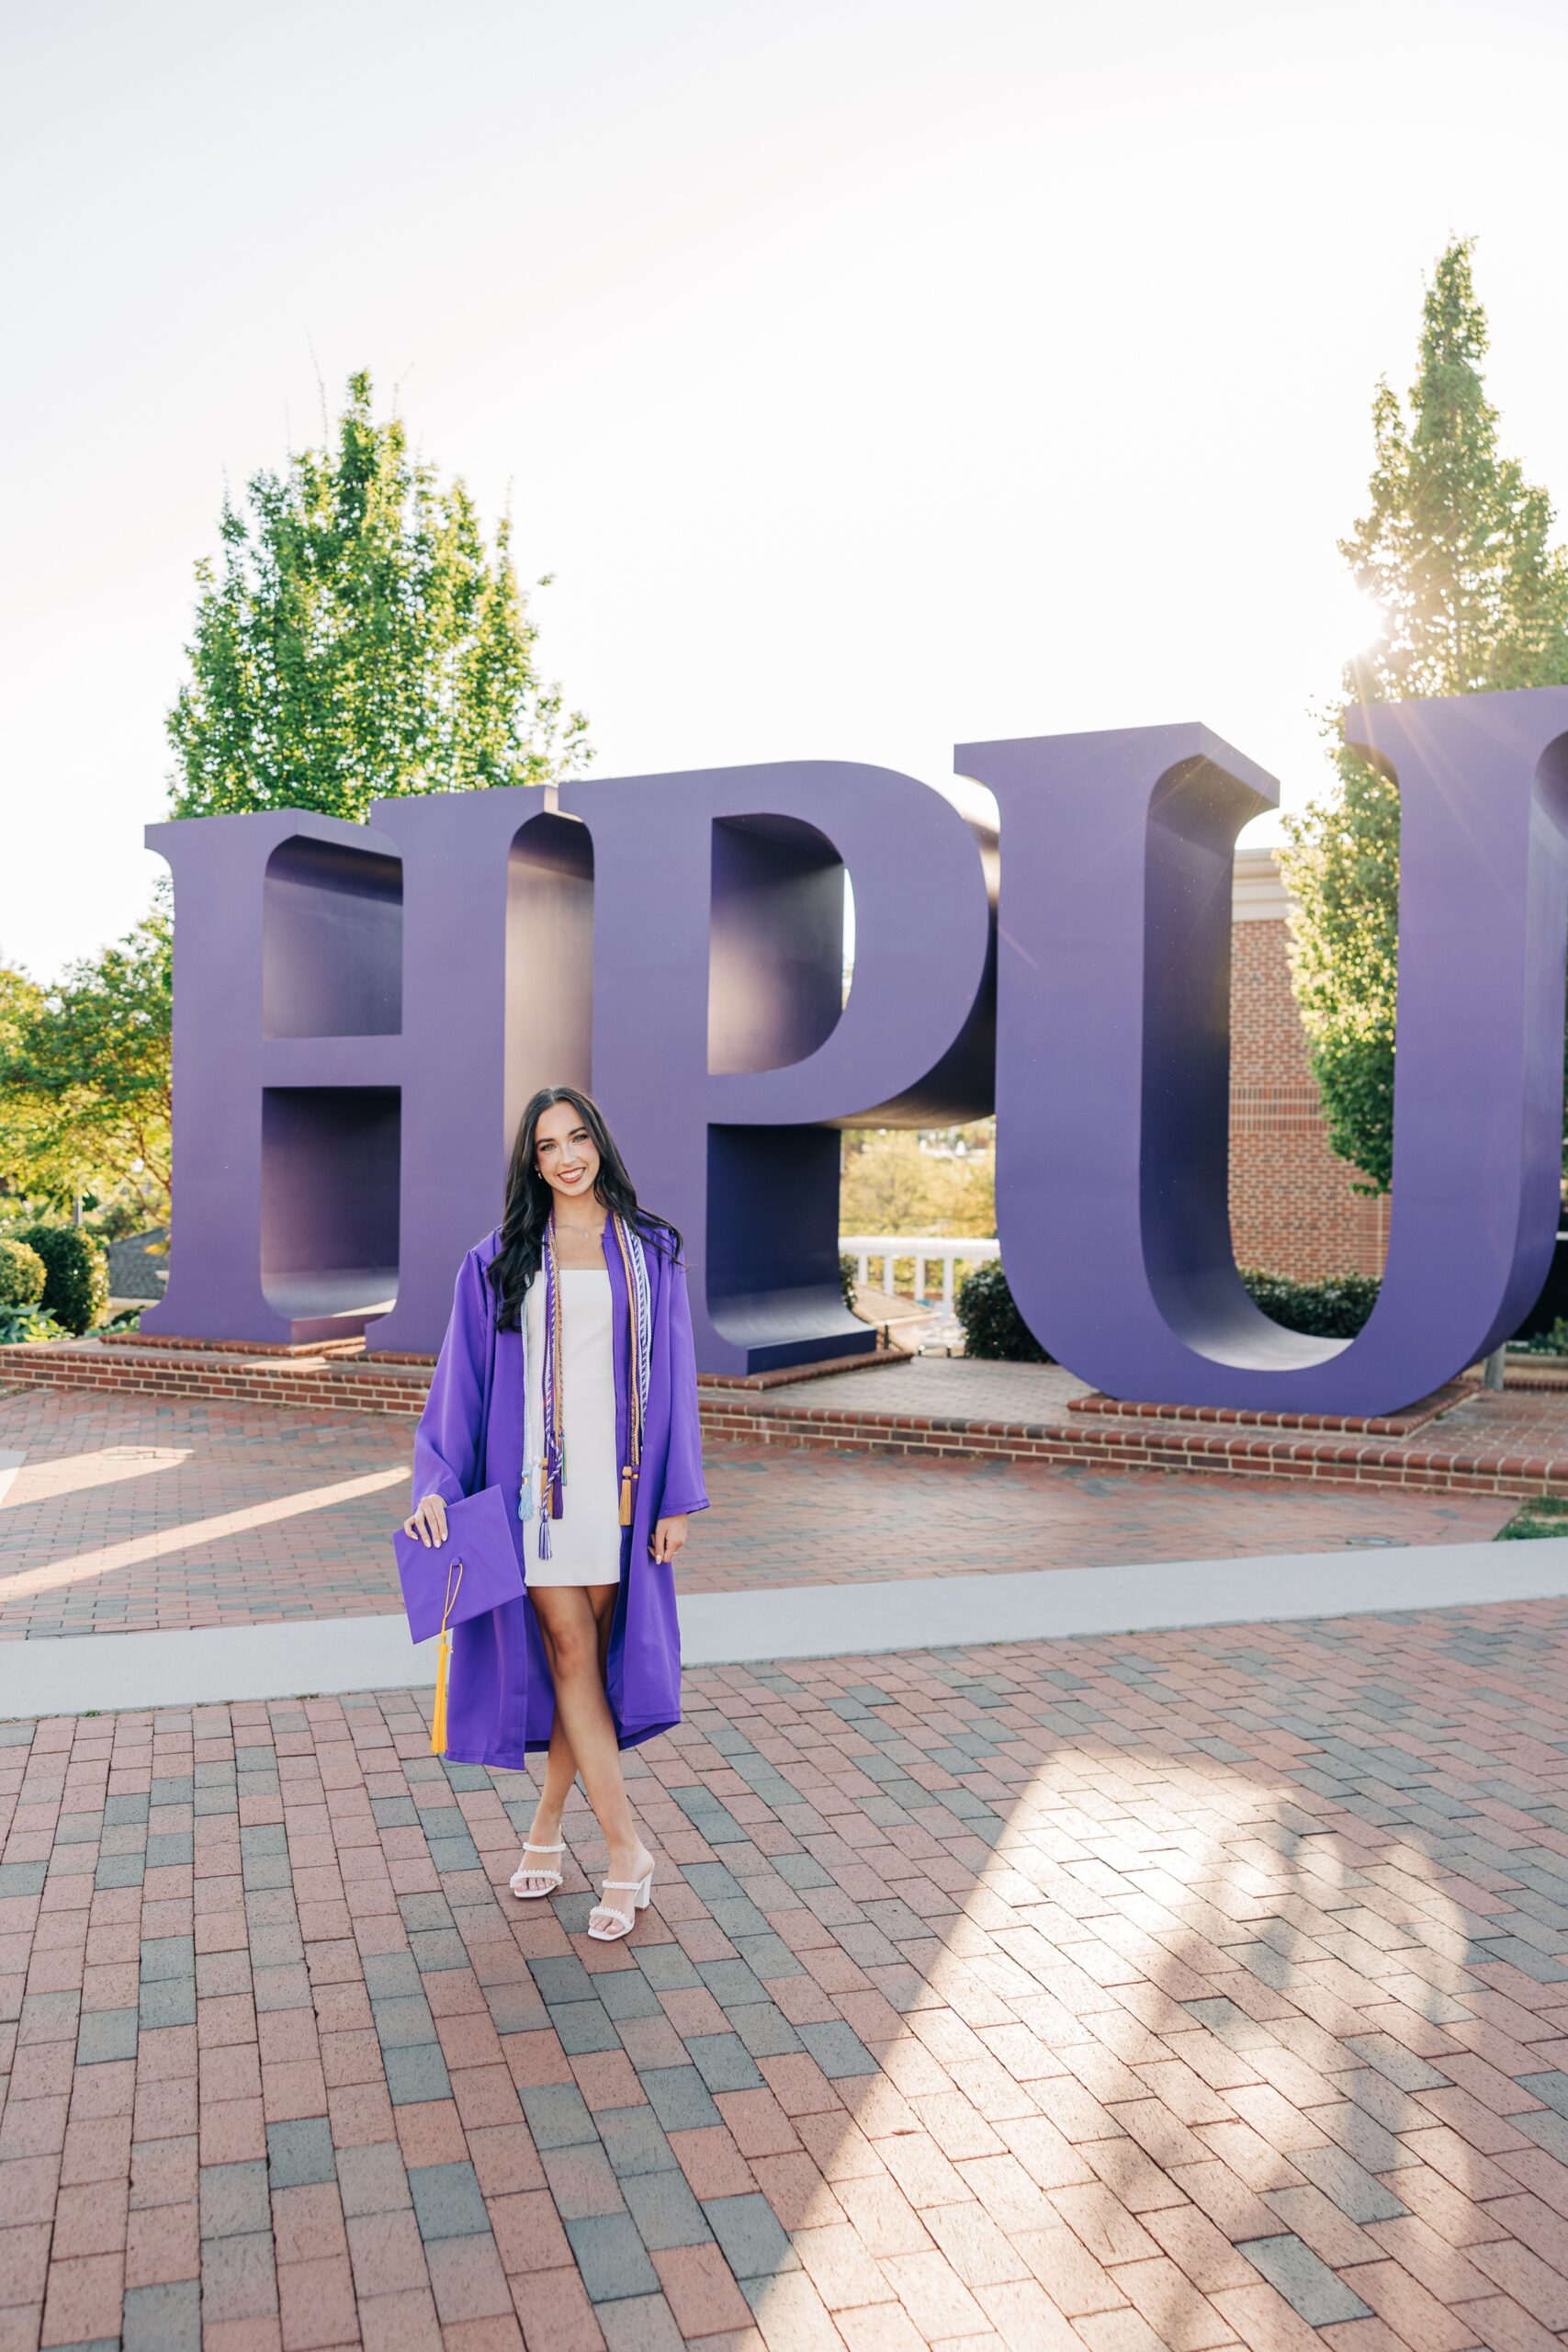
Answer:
[431,1628,451,1755]
[612,1214,644,1531]
[430,1559,461,1756]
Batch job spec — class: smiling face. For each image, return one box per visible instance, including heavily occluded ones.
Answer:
[534,1098,603,1213]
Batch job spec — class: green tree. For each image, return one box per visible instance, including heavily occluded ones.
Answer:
[0,376,586,1240]
[1281,240,1568,1192]
[167,370,589,820]
[840,1129,995,1239]
[0,909,173,1218]
[0,963,65,1203]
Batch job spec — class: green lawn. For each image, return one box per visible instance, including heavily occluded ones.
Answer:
[1497,1495,1568,1540]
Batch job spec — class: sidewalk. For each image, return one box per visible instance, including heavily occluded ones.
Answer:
[0,1387,1517,1642]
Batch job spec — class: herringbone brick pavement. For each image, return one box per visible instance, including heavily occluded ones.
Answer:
[7,1602,1568,2347]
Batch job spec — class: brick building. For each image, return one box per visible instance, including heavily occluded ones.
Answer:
[1228,843,1388,1280]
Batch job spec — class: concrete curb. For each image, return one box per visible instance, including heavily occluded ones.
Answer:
[3,1535,1566,1720]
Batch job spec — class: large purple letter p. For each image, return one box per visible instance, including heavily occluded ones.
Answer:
[563,763,993,1375]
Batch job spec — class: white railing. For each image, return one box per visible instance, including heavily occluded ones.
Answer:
[840,1233,998,1317]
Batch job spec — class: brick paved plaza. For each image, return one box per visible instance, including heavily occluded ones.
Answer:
[6,1378,1568,2348]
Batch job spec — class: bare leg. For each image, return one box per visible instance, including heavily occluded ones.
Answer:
[516,1586,618,1889]
[529,1586,650,1924]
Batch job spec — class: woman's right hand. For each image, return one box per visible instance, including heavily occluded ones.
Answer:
[403,1493,449,1547]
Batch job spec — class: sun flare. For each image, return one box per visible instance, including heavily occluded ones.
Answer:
[1331,576,1387,662]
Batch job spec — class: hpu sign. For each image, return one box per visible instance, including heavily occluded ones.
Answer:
[141,690,1568,1417]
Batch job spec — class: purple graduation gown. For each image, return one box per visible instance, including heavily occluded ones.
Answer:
[411,1224,709,1768]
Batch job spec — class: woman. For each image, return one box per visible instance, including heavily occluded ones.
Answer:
[403,1086,708,1941]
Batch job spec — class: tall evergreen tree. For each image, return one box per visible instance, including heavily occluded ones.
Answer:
[1281,241,1568,1192]
[167,370,589,820]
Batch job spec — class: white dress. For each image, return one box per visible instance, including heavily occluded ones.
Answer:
[521,1267,625,1588]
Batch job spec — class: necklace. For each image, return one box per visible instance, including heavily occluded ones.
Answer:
[553,1199,604,1232]
[553,1214,604,1262]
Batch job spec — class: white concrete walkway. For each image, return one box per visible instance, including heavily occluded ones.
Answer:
[2,1536,1565,1721]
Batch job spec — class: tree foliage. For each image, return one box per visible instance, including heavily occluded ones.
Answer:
[0,378,587,1240]
[1280,240,1568,1191]
[0,963,61,1203]
[840,1129,995,1238]
[0,909,173,1217]
[166,370,589,821]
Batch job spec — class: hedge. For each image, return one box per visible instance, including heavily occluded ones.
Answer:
[0,1239,47,1312]
[955,1260,1381,1361]
[17,1224,109,1336]
[954,1258,1051,1361]
[1513,1317,1568,1357]
[1235,1269,1380,1339]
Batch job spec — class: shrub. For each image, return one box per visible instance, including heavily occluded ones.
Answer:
[954,1259,1051,1363]
[17,1224,109,1336]
[0,1305,66,1344]
[0,1239,47,1310]
[1237,1269,1380,1339]
[839,1252,858,1313]
[954,1260,1381,1362]
[1512,1317,1568,1357]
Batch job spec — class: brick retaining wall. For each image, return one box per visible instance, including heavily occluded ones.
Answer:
[696,1388,1568,1496]
[0,1341,431,1417]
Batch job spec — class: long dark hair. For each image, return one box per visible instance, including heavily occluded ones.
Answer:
[487,1084,682,1329]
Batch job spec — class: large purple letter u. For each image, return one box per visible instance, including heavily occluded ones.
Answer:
[970,690,1568,1418]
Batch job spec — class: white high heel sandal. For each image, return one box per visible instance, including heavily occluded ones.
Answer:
[588,1863,654,1941]
[509,1841,565,1899]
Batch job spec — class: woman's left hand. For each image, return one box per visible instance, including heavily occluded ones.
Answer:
[651,1514,689,1565]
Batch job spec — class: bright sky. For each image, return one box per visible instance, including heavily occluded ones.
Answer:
[5,0,1568,978]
